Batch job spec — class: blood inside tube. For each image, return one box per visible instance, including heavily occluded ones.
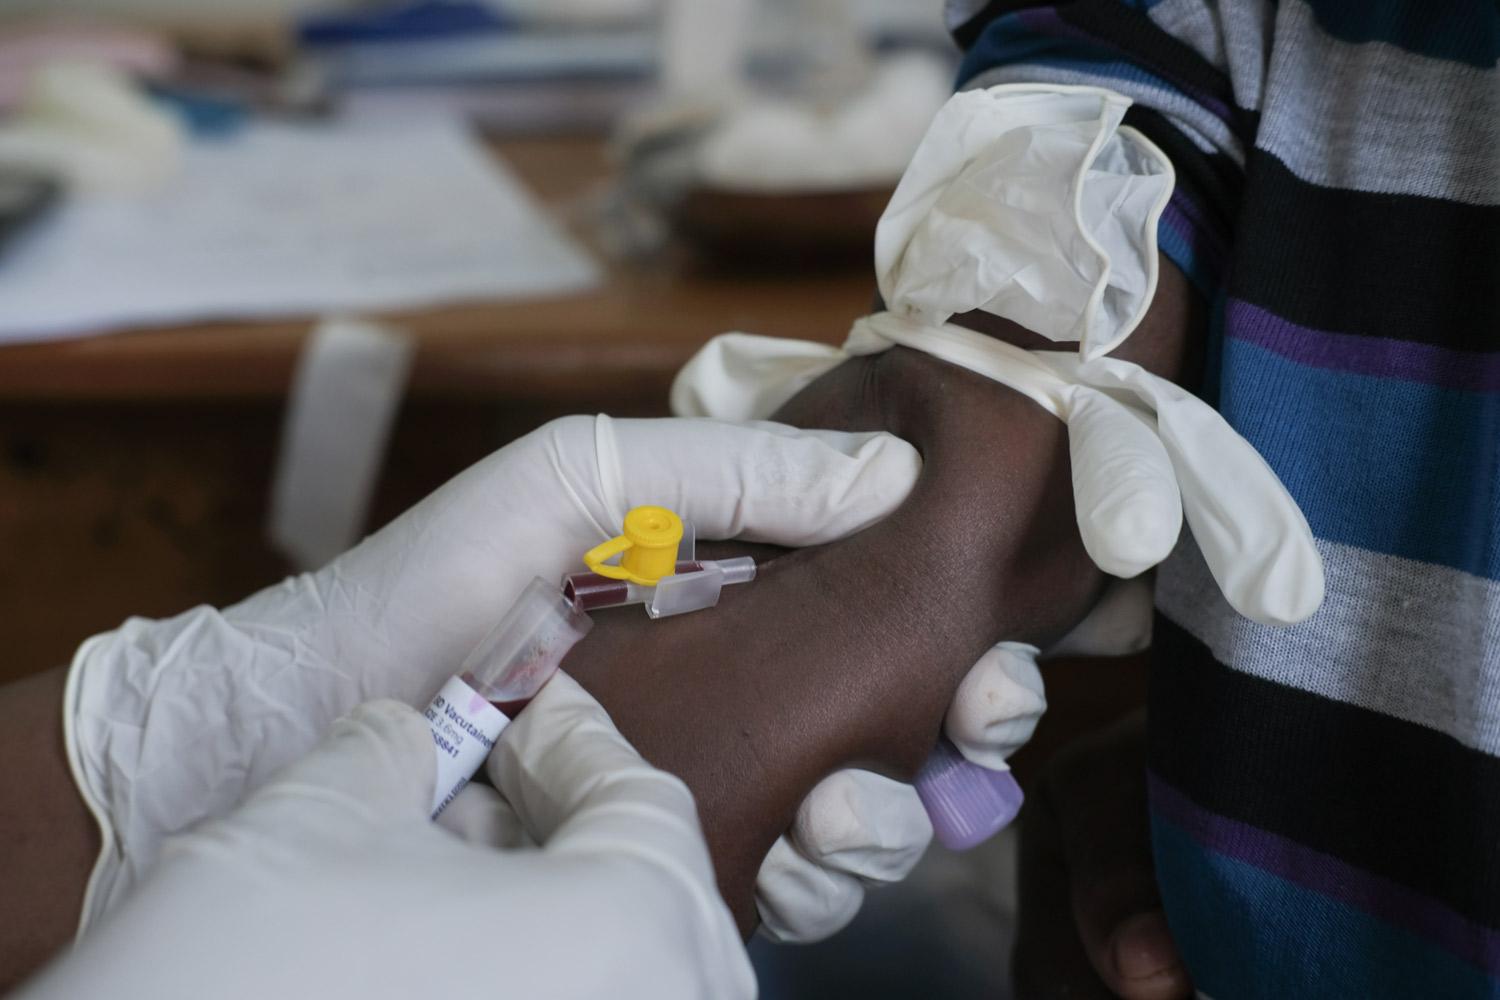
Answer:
[461,671,533,718]
[563,561,705,611]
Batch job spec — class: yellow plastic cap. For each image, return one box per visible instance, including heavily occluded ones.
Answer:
[583,506,684,585]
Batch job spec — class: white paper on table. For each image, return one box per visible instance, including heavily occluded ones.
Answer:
[0,117,601,343]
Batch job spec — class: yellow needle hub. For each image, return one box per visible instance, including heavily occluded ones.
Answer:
[583,506,684,585]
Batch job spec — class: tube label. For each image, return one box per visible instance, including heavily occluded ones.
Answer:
[424,674,508,818]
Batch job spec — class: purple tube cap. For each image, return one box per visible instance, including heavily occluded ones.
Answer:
[915,738,1024,851]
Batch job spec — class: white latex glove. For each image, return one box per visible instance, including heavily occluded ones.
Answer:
[752,631,1052,944]
[753,541,1155,943]
[875,84,1173,360]
[64,414,921,942]
[944,575,1156,771]
[21,677,754,1000]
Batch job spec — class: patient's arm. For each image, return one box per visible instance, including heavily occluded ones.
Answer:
[0,667,98,992]
[561,258,1200,933]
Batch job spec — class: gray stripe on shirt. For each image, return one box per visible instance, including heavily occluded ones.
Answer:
[1257,0,1500,204]
[1149,0,1276,114]
[1157,535,1500,756]
[954,0,1498,204]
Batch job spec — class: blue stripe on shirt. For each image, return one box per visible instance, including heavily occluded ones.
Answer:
[957,15,1185,96]
[1218,336,1500,580]
[1300,0,1500,69]
[1152,816,1500,998]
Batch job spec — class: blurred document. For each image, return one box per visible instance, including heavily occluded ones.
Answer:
[0,118,600,342]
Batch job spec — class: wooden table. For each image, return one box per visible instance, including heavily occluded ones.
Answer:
[0,136,876,678]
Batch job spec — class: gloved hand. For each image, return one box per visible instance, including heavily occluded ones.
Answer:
[753,583,1152,944]
[752,639,1042,943]
[22,678,755,1000]
[64,414,922,941]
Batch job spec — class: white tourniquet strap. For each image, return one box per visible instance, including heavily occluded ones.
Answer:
[671,80,1325,626]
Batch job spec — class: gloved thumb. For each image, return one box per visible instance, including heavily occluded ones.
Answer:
[490,675,753,1000]
[225,700,436,833]
[435,782,532,849]
[488,673,712,872]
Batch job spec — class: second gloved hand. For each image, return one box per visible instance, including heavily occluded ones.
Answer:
[753,549,1155,943]
[21,677,754,1000]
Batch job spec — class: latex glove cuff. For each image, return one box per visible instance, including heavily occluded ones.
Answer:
[875,83,1173,360]
[671,83,1175,428]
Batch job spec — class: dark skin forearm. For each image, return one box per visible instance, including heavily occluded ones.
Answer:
[564,258,1198,932]
[566,349,1100,932]
[0,667,98,994]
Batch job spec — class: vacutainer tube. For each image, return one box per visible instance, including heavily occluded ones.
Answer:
[424,577,593,818]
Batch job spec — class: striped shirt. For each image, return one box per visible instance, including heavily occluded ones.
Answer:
[947,1,1500,996]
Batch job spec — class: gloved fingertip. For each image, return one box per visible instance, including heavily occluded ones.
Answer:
[791,770,930,881]
[1080,507,1179,579]
[945,647,1047,767]
[1237,547,1326,626]
[525,670,605,715]
[994,639,1042,659]
[792,429,922,538]
[861,429,923,476]
[865,433,923,498]
[492,672,709,856]
[489,671,627,785]
[943,735,1010,772]
[755,837,867,943]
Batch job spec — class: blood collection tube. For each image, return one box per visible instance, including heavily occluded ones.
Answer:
[423,577,592,818]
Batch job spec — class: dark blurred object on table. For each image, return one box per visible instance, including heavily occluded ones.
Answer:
[0,165,58,257]
[672,185,892,265]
